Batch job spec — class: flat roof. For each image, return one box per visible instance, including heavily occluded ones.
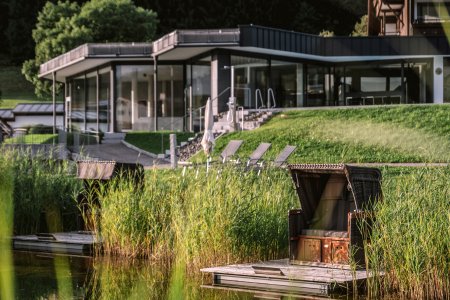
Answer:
[39,25,450,81]
[0,109,14,120]
[12,103,64,115]
[39,43,153,81]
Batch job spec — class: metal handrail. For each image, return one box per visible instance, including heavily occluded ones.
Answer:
[267,88,276,108]
[255,89,264,109]
[190,86,231,132]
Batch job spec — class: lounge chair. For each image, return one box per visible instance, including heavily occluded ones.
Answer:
[246,142,271,167]
[220,140,243,163]
[272,145,296,167]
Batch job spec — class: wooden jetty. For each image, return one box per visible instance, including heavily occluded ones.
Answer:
[201,259,375,296]
[13,232,99,255]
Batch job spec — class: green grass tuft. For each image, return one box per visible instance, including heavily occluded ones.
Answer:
[125,131,195,154]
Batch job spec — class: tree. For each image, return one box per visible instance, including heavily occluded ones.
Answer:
[75,0,157,43]
[351,15,368,37]
[319,30,335,37]
[22,0,158,99]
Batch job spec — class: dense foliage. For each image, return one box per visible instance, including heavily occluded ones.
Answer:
[0,0,366,66]
[21,0,158,98]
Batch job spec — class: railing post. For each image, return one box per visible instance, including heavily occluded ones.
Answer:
[189,86,193,132]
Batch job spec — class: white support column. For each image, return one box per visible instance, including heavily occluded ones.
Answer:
[52,72,56,134]
[110,68,115,132]
[434,56,444,104]
[131,68,138,128]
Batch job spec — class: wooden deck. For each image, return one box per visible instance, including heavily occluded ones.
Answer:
[13,232,100,255]
[201,259,375,296]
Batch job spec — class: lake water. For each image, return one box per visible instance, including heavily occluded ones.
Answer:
[12,251,361,299]
[12,251,253,299]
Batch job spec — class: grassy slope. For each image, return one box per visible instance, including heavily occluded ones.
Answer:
[0,66,40,107]
[125,132,196,154]
[213,105,450,163]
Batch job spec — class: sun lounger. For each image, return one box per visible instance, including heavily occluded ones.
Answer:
[272,145,296,167]
[246,142,271,167]
[220,140,243,163]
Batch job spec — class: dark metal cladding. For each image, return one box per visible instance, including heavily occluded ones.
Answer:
[239,25,450,56]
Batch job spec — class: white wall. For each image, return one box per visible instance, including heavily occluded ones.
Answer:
[10,115,64,129]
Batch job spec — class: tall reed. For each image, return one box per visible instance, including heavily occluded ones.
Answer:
[366,167,450,299]
[96,165,297,270]
[1,147,82,234]
[0,152,15,299]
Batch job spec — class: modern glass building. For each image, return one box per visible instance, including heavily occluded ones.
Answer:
[38,25,449,133]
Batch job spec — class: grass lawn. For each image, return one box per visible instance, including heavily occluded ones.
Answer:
[125,131,196,154]
[4,134,57,144]
[0,66,40,106]
[212,104,450,164]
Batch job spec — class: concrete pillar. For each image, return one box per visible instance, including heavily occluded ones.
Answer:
[211,53,231,115]
[148,74,153,118]
[434,56,444,104]
[170,133,177,169]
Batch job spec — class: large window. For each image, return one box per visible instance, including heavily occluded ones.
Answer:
[306,65,326,107]
[115,65,153,131]
[231,55,269,108]
[444,58,450,103]
[71,75,85,131]
[86,72,97,131]
[417,2,450,22]
[271,60,303,108]
[157,65,184,130]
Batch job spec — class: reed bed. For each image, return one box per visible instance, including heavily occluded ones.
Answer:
[0,147,82,234]
[96,165,297,270]
[367,167,450,299]
[0,152,15,299]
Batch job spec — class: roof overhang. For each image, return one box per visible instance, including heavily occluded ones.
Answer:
[39,43,152,82]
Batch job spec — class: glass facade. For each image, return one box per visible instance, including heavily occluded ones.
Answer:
[157,65,184,130]
[231,55,269,108]
[444,58,450,103]
[86,72,97,131]
[65,53,434,133]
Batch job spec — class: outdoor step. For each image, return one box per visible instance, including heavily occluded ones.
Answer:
[101,139,123,144]
[103,133,126,139]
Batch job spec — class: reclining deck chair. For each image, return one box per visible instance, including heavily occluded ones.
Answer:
[246,142,271,167]
[220,140,243,163]
[272,145,296,167]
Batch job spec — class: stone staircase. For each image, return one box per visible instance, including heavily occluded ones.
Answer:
[212,109,276,133]
[102,132,126,144]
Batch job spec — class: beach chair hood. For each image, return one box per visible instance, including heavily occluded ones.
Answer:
[288,164,382,219]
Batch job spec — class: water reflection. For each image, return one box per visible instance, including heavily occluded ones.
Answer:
[13,252,252,299]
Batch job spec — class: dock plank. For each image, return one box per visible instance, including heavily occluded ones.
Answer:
[13,232,100,255]
[201,258,375,296]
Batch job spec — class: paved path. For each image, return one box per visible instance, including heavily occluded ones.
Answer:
[75,142,170,169]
